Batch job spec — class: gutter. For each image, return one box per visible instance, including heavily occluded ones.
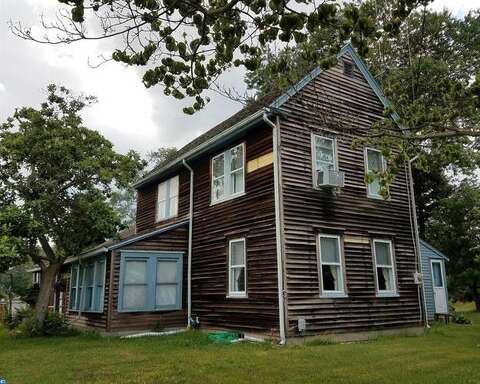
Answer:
[65,247,108,264]
[182,159,194,328]
[407,156,430,328]
[262,112,287,345]
[134,109,266,188]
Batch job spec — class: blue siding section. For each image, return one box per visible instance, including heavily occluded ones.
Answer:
[420,240,448,320]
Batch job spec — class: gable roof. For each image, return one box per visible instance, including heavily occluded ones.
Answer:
[420,239,449,261]
[135,42,395,188]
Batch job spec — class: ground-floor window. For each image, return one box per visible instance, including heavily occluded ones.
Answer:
[118,251,183,312]
[228,239,247,297]
[318,234,346,297]
[372,239,397,296]
[69,256,106,312]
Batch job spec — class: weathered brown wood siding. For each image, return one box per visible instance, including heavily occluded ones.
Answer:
[279,55,421,335]
[63,257,110,330]
[108,225,188,332]
[189,126,279,334]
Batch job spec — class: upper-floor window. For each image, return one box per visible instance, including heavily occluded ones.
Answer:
[156,175,179,221]
[69,256,106,312]
[313,135,337,173]
[212,143,245,204]
[228,238,247,297]
[118,251,183,312]
[318,234,346,297]
[364,148,387,198]
[372,239,397,297]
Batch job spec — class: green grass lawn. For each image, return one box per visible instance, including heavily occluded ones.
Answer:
[1,306,479,384]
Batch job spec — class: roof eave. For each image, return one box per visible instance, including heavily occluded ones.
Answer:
[134,108,269,189]
[64,246,109,264]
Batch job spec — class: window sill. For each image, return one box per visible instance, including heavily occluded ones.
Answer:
[367,193,391,201]
[117,306,182,313]
[376,292,399,298]
[69,309,104,314]
[211,191,246,206]
[155,214,178,224]
[319,293,348,299]
[227,293,247,299]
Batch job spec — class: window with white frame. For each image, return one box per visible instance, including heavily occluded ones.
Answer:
[118,251,183,312]
[156,176,179,221]
[313,135,337,173]
[372,239,397,296]
[228,239,247,297]
[365,148,387,198]
[212,144,245,203]
[318,234,346,296]
[69,256,106,312]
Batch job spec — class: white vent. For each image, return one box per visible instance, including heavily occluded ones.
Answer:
[316,168,345,188]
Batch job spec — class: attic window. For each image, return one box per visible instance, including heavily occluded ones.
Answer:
[343,61,354,76]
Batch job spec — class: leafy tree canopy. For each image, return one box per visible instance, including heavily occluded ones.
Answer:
[0,85,145,322]
[246,5,480,198]
[11,0,427,113]
[0,265,32,304]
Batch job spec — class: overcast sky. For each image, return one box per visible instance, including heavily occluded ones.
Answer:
[0,0,478,156]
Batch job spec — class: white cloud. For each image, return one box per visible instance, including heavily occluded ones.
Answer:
[2,0,477,158]
[429,0,478,16]
[0,0,241,157]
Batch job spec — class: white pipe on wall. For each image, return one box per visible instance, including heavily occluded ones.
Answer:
[407,156,430,328]
[263,112,287,345]
[182,159,194,327]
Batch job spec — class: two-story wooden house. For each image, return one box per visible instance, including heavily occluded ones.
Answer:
[55,43,426,341]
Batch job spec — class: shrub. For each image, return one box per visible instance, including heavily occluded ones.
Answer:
[3,307,34,330]
[449,305,472,325]
[17,311,72,337]
[4,308,74,337]
[42,311,71,336]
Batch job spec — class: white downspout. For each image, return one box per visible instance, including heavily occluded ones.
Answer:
[263,112,287,345]
[407,156,430,328]
[182,159,194,328]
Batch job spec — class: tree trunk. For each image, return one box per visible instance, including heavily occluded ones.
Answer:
[475,296,480,312]
[34,263,61,325]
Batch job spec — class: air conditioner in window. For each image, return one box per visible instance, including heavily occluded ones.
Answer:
[316,168,345,188]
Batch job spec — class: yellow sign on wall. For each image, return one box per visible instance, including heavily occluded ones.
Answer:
[247,152,273,173]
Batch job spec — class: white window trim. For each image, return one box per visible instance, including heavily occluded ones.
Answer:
[372,239,398,297]
[211,143,246,205]
[431,260,445,288]
[156,175,179,222]
[364,147,387,199]
[318,234,347,298]
[311,134,338,188]
[227,238,247,298]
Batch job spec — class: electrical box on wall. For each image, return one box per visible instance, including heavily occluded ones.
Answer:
[298,318,306,334]
[414,272,423,284]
